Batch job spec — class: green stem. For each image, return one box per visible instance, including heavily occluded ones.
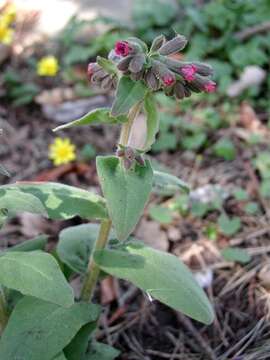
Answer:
[0,288,8,334]
[119,101,142,146]
[81,101,142,302]
[81,219,112,302]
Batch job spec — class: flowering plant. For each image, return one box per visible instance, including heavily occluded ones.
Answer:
[0,34,215,359]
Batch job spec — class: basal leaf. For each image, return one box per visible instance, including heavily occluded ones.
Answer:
[111,76,148,116]
[94,240,214,324]
[0,251,74,307]
[53,108,128,132]
[1,182,108,220]
[97,156,153,241]
[144,93,159,150]
[0,297,99,360]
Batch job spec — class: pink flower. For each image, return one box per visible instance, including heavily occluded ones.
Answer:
[87,62,95,80]
[181,64,197,82]
[115,41,131,57]
[162,74,175,86]
[204,81,216,93]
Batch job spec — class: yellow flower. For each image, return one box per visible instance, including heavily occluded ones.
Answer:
[0,23,13,44]
[49,138,76,166]
[1,3,16,26]
[37,56,59,77]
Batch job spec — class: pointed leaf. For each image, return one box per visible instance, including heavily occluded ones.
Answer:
[111,76,147,116]
[97,156,153,241]
[1,182,108,220]
[144,93,159,150]
[8,235,48,252]
[0,251,74,307]
[153,170,190,195]
[53,108,128,132]
[0,297,99,360]
[94,240,214,324]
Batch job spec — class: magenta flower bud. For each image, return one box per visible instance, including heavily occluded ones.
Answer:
[181,65,197,82]
[162,74,175,87]
[115,41,131,57]
[204,81,216,93]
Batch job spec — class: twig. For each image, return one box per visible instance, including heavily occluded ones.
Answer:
[234,22,270,41]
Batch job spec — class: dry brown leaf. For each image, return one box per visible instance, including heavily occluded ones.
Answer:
[135,218,169,251]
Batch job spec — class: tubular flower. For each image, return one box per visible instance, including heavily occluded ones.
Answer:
[162,74,175,87]
[181,64,197,82]
[115,41,131,57]
[37,56,59,77]
[49,138,76,166]
[204,81,216,93]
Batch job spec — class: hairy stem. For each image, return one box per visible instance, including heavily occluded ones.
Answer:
[0,288,8,334]
[119,101,142,146]
[81,219,112,302]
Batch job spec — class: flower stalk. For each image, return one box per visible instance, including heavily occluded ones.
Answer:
[0,287,8,334]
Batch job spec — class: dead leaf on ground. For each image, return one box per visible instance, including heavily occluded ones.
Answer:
[135,218,169,251]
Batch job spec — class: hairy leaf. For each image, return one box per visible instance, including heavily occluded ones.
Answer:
[97,156,153,241]
[94,240,214,324]
[0,251,74,307]
[53,108,128,132]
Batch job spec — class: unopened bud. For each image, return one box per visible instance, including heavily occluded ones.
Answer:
[125,147,135,161]
[193,62,213,76]
[181,65,197,82]
[115,41,132,57]
[101,76,114,91]
[145,69,160,91]
[130,70,144,81]
[150,34,166,52]
[159,35,187,56]
[204,81,216,93]
[117,56,133,71]
[128,53,146,73]
[174,82,185,99]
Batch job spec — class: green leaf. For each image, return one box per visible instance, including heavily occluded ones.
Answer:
[53,108,128,132]
[97,156,153,241]
[221,247,251,264]
[218,214,241,236]
[213,138,236,161]
[0,251,74,307]
[94,240,214,324]
[0,297,99,360]
[1,182,108,220]
[153,170,190,195]
[54,353,67,360]
[86,342,120,360]
[0,188,47,217]
[57,224,112,274]
[111,76,147,116]
[8,235,48,252]
[144,93,159,150]
[64,322,97,360]
[149,205,173,224]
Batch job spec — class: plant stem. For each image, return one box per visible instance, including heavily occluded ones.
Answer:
[0,288,8,334]
[81,101,142,302]
[119,101,142,146]
[81,219,112,302]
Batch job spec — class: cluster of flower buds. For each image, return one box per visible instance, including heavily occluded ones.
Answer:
[87,33,216,99]
[116,145,145,170]
[87,62,117,91]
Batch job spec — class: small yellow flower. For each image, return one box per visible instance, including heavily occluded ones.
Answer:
[1,3,16,26]
[0,23,13,44]
[49,138,76,166]
[37,56,59,77]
